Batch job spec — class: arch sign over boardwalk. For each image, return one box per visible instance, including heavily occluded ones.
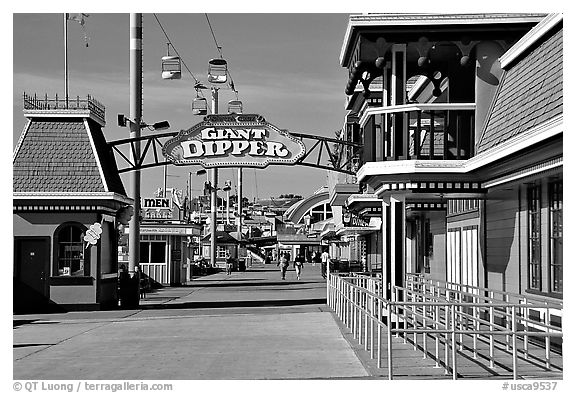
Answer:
[163,114,306,169]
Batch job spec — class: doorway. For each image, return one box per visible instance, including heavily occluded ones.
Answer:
[14,237,50,311]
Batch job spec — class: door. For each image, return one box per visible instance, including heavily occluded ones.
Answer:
[14,237,50,310]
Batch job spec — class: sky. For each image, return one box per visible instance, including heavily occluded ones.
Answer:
[12,12,351,202]
[10,3,570,202]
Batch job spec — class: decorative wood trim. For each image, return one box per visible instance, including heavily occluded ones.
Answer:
[340,13,545,66]
[13,192,133,204]
[482,157,562,188]
[13,119,32,163]
[84,119,109,193]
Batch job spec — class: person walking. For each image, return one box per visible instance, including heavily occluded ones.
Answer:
[321,248,331,279]
[294,252,305,280]
[277,252,289,280]
[225,252,234,275]
[311,251,318,266]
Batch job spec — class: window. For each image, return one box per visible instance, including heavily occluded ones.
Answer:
[447,199,479,216]
[140,241,166,264]
[55,223,88,276]
[446,228,460,290]
[446,226,478,293]
[527,185,542,290]
[549,181,562,293]
[217,246,228,258]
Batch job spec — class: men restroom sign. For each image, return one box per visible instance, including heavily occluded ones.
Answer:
[162,114,306,169]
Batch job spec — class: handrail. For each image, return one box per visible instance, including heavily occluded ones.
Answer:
[359,102,475,128]
[405,273,563,308]
[327,273,563,380]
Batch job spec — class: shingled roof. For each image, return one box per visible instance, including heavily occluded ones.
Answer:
[477,24,562,153]
[13,118,126,196]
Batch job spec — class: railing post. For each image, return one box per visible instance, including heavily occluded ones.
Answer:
[545,306,551,370]
[394,287,400,339]
[422,290,428,359]
[458,293,463,351]
[512,305,518,380]
[434,302,440,368]
[346,284,351,329]
[489,303,495,369]
[370,293,375,358]
[377,298,382,368]
[451,304,458,380]
[412,289,417,351]
[444,304,450,375]
[523,299,528,360]
[505,294,511,351]
[473,296,478,359]
[352,287,358,338]
[360,291,365,346]
[387,302,393,380]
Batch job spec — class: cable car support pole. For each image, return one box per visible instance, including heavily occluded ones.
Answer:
[210,87,219,268]
[127,13,142,306]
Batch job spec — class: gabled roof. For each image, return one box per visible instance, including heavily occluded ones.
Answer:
[477,22,562,153]
[13,117,126,196]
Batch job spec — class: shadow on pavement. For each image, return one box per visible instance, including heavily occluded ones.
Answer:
[13,320,61,328]
[187,280,316,288]
[140,297,326,310]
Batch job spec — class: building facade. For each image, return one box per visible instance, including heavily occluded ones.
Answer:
[330,13,562,309]
[13,94,130,311]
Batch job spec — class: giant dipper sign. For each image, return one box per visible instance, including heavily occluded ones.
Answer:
[162,114,306,169]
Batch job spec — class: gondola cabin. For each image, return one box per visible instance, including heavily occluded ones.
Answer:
[227,100,243,114]
[161,55,182,80]
[192,97,208,115]
[208,58,228,84]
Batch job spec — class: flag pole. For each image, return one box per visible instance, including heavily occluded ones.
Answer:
[63,13,69,108]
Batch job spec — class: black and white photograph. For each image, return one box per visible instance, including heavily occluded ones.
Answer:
[8,3,569,390]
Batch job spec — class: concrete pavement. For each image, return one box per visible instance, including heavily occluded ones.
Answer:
[13,263,370,380]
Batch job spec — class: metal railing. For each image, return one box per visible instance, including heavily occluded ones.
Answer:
[328,273,563,380]
[23,92,106,123]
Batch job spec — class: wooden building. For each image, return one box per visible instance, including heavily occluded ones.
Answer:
[13,94,130,312]
[331,13,562,308]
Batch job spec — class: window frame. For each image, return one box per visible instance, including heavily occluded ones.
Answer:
[549,181,562,294]
[53,222,90,277]
[139,240,167,264]
[527,184,542,291]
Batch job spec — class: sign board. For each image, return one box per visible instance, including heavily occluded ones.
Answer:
[142,197,173,221]
[162,114,306,169]
[143,198,171,208]
[342,210,371,227]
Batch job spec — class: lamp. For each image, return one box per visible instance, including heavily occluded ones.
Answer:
[117,114,170,131]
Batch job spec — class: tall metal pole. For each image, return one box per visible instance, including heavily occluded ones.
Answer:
[163,165,168,196]
[237,168,243,261]
[226,187,230,225]
[210,87,219,267]
[128,13,142,305]
[189,171,193,220]
[63,13,69,108]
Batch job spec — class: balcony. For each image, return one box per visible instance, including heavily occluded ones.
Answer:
[359,103,476,163]
[354,103,486,198]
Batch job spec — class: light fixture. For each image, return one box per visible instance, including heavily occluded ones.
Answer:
[117,114,170,131]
